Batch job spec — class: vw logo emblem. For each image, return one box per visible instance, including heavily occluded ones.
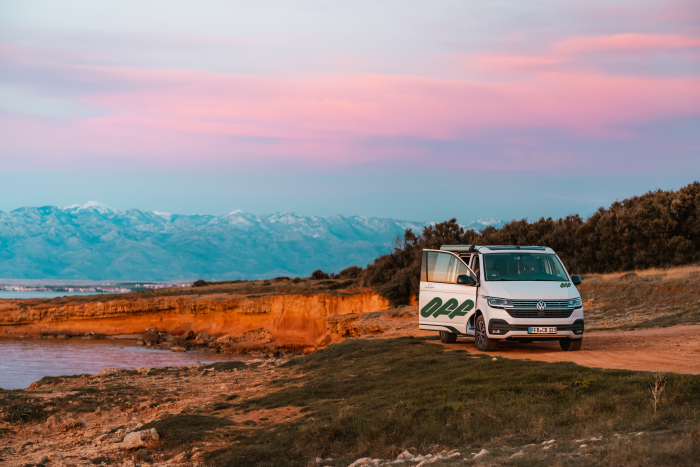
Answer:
[536,301,546,311]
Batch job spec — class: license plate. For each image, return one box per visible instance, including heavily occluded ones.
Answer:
[529,327,557,334]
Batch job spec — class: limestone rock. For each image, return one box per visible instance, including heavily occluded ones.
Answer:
[121,428,159,450]
[45,415,62,429]
[171,346,186,352]
[59,418,82,432]
[348,458,379,467]
[195,332,212,345]
[142,327,161,345]
[397,451,414,460]
[183,330,195,340]
[216,335,234,345]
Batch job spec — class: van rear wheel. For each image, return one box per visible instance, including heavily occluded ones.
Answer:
[560,337,582,351]
[439,331,457,344]
[475,315,497,351]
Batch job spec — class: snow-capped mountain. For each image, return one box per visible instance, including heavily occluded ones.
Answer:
[463,218,506,231]
[0,203,504,281]
[0,203,425,281]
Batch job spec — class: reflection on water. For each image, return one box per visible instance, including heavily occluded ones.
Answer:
[0,337,249,390]
[0,291,108,299]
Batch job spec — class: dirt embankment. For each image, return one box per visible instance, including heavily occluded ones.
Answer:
[0,290,390,346]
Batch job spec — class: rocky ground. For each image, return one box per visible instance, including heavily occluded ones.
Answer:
[1,358,292,466]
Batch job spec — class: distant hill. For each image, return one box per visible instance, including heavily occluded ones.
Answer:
[0,202,501,281]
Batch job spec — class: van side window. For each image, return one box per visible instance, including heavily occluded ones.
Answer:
[421,251,427,282]
[427,252,471,283]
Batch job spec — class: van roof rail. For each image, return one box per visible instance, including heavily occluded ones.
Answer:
[439,245,479,252]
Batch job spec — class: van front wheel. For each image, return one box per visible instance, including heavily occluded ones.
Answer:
[439,331,457,344]
[560,337,582,351]
[475,315,497,351]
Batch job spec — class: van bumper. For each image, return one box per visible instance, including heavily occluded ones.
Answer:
[488,318,584,339]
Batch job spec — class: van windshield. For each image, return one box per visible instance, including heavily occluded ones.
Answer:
[483,253,569,282]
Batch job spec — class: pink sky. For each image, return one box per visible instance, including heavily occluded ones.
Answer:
[0,0,698,219]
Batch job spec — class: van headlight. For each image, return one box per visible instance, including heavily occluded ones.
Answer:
[567,298,582,308]
[487,297,513,308]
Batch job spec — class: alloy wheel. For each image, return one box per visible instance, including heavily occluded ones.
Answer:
[476,320,485,349]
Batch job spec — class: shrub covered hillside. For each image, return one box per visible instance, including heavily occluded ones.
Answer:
[362,181,700,305]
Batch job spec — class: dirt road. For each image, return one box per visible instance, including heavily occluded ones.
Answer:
[437,324,700,374]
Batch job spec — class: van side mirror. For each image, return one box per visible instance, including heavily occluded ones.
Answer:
[457,275,476,286]
[571,275,582,286]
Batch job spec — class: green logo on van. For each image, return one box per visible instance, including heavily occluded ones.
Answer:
[420,297,474,320]
[560,282,572,288]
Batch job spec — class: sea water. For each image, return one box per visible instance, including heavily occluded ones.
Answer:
[0,337,249,390]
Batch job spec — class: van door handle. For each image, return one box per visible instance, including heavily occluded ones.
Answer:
[425,284,434,289]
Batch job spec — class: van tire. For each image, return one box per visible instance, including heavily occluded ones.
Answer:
[560,337,582,351]
[439,331,457,344]
[475,315,497,351]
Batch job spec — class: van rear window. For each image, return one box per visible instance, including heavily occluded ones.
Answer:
[483,253,569,282]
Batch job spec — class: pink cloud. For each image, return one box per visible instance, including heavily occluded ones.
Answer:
[2,35,700,171]
[557,34,700,54]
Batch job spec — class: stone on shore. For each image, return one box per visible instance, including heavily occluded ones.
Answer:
[121,428,159,450]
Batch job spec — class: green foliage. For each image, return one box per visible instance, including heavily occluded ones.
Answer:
[208,337,700,466]
[363,182,700,305]
[339,266,362,279]
[192,279,208,287]
[311,269,330,280]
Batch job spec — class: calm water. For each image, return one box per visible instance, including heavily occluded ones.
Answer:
[0,291,111,299]
[0,338,249,390]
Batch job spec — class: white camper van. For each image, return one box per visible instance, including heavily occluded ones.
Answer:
[418,245,584,351]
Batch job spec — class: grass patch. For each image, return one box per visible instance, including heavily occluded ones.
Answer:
[140,414,235,449]
[210,336,700,466]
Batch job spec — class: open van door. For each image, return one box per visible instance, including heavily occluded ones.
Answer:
[419,250,478,336]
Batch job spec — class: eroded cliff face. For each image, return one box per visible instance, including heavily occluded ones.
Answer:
[0,291,390,345]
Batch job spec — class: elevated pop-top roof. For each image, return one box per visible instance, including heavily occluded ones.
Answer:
[439,245,551,253]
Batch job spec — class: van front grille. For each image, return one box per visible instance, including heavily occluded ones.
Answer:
[511,300,570,309]
[506,309,574,319]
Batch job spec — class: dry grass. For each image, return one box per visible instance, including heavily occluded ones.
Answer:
[579,263,700,330]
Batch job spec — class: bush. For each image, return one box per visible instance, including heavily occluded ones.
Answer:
[363,182,700,306]
[339,266,362,279]
[310,270,330,280]
[192,280,208,287]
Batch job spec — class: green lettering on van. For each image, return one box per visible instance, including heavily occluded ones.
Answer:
[433,298,459,318]
[420,297,442,318]
[449,299,474,319]
[421,297,475,320]
[560,282,571,288]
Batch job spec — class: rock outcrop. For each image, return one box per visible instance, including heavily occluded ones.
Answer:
[0,291,390,346]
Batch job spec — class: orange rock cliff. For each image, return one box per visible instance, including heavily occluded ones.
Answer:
[0,291,391,346]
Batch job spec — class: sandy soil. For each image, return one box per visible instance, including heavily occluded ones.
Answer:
[359,307,700,375]
[438,325,700,375]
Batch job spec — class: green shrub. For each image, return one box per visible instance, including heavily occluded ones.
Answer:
[363,182,700,305]
[310,270,330,280]
[339,266,362,279]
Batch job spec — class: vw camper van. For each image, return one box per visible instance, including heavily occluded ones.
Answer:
[418,245,584,351]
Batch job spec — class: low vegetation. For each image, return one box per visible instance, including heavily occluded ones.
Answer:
[206,337,700,466]
[580,263,700,330]
[362,181,700,305]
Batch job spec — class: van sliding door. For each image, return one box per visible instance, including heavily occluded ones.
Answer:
[419,251,477,335]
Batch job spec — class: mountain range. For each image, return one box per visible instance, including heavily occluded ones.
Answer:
[0,202,503,281]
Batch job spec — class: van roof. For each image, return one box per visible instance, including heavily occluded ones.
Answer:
[439,245,553,253]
